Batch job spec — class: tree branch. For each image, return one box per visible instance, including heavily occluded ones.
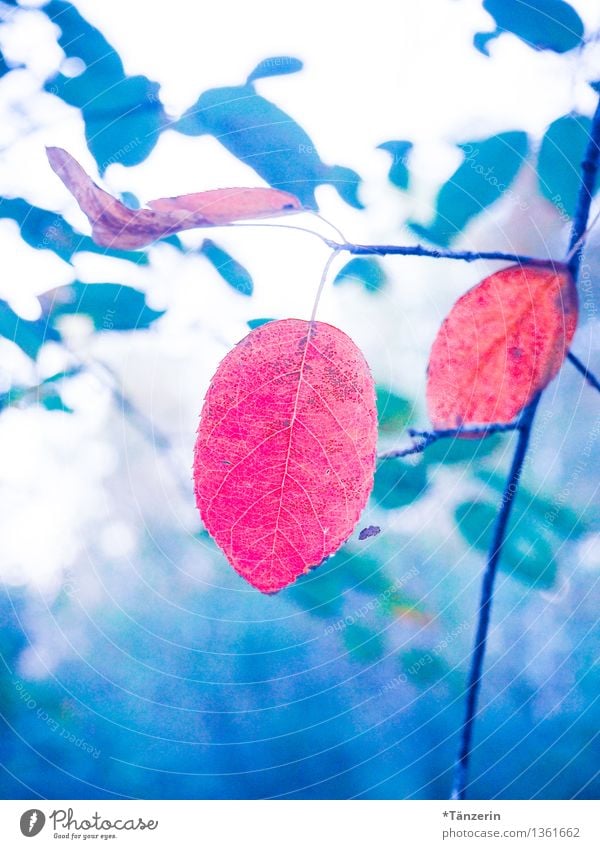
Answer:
[450,92,600,801]
[324,239,561,268]
[567,351,600,393]
[378,421,519,460]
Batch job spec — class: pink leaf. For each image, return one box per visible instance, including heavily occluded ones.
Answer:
[46,147,303,250]
[193,319,378,593]
[427,264,578,430]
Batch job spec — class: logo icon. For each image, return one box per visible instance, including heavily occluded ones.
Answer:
[20,810,45,837]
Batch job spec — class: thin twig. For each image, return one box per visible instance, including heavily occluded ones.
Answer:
[324,239,561,268]
[450,397,539,800]
[378,421,519,460]
[449,91,600,801]
[567,351,600,393]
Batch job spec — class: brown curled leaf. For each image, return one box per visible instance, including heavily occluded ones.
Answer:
[46,146,303,250]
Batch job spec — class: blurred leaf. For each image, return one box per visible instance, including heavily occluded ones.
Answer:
[43,1,166,173]
[408,131,529,247]
[424,433,502,465]
[455,500,557,589]
[537,114,592,218]
[476,0,584,55]
[343,621,385,662]
[247,318,274,329]
[376,386,413,432]
[333,258,386,293]
[476,469,588,541]
[0,299,60,359]
[372,458,428,510]
[401,647,446,685]
[200,240,253,296]
[377,140,412,190]
[41,394,73,413]
[44,282,164,331]
[246,56,303,84]
[174,74,363,209]
[0,197,148,265]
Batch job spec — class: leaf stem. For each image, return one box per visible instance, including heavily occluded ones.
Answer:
[450,90,600,800]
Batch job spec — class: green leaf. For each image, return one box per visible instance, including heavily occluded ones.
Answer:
[408,131,529,247]
[45,282,164,331]
[372,458,428,510]
[201,240,253,296]
[376,386,413,432]
[334,258,386,293]
[538,114,593,218]
[455,500,557,589]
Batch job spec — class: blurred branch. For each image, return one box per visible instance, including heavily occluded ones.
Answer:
[450,91,600,801]
[378,422,519,460]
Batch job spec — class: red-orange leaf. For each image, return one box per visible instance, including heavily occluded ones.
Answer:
[46,147,302,249]
[427,264,578,430]
[193,319,377,593]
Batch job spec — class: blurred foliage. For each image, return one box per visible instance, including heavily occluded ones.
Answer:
[174,68,363,209]
[537,114,593,218]
[475,0,584,56]
[200,239,254,296]
[409,132,529,247]
[333,258,387,293]
[378,140,412,190]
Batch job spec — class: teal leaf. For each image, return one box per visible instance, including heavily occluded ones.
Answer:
[375,387,413,432]
[455,500,557,589]
[247,318,274,329]
[0,197,148,265]
[174,75,363,209]
[424,433,502,466]
[476,0,584,55]
[537,114,593,218]
[45,282,164,331]
[372,458,428,510]
[408,131,529,247]
[43,1,166,173]
[334,258,386,293]
[476,470,588,541]
[0,299,61,360]
[201,240,253,296]
[377,140,412,190]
